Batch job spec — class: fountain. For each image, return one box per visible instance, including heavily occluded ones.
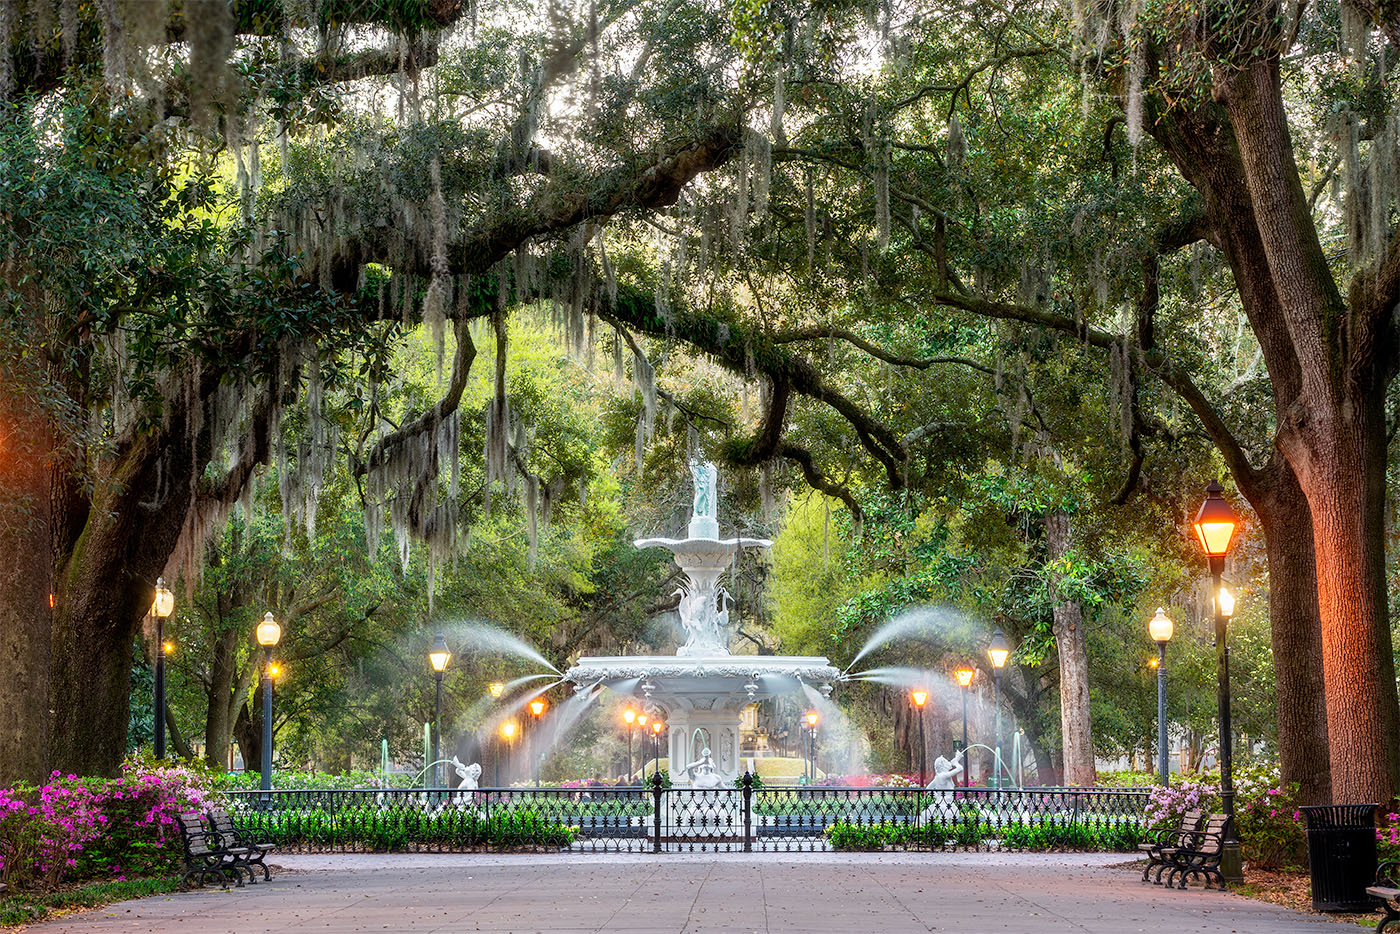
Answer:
[564,462,840,784]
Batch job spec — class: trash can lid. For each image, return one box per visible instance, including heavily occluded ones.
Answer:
[1299,803,1378,828]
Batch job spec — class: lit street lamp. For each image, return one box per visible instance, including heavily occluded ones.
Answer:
[805,710,820,782]
[500,720,517,783]
[623,707,638,783]
[255,612,282,796]
[529,697,547,786]
[987,630,1011,789]
[952,667,975,788]
[650,719,664,779]
[1148,608,1174,787]
[488,681,505,699]
[149,578,175,759]
[428,634,452,789]
[911,689,929,785]
[1192,480,1242,883]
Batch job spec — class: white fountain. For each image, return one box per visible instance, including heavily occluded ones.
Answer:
[565,462,839,784]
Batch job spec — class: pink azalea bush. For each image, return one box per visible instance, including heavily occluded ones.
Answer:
[1378,811,1400,864]
[0,753,217,891]
[1146,765,1304,870]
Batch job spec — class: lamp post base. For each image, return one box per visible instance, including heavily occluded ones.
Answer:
[1221,840,1243,884]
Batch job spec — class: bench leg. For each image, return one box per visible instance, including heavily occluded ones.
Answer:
[1377,899,1399,934]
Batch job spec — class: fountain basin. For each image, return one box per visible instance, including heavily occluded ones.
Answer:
[566,654,840,784]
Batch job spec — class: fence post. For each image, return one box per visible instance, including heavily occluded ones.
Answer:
[328,791,336,853]
[651,772,664,854]
[1072,791,1081,829]
[741,772,753,852]
[916,786,923,851]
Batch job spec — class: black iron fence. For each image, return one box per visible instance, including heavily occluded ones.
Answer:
[225,777,1150,854]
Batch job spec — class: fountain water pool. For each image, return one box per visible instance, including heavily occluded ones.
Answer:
[565,463,839,783]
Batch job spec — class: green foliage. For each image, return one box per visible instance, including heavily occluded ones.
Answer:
[824,818,1140,851]
[0,877,182,927]
[1093,770,1158,788]
[997,820,1144,851]
[236,805,577,850]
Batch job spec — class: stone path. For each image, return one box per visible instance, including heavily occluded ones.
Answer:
[26,853,1370,933]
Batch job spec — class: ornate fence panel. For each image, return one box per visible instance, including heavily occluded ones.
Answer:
[225,780,1149,854]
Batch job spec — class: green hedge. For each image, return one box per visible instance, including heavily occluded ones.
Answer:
[234,806,577,850]
[825,819,1142,852]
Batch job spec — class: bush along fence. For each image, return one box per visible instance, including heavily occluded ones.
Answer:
[224,776,1151,854]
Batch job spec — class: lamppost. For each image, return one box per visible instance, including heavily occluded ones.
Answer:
[911,689,929,785]
[428,634,451,789]
[488,681,505,699]
[529,698,547,786]
[1148,608,1174,787]
[623,707,637,782]
[500,720,517,783]
[650,719,664,778]
[953,667,974,788]
[986,630,1011,789]
[150,578,174,759]
[1192,480,1242,884]
[805,710,820,781]
[255,612,282,795]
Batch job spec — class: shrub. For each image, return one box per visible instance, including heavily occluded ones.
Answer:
[1376,811,1399,865]
[1094,770,1158,788]
[0,755,215,891]
[232,804,577,850]
[998,821,1143,851]
[1233,784,1304,870]
[1144,776,1220,830]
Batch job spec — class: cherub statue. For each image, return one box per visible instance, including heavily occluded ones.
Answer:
[450,756,482,790]
[928,750,964,790]
[685,748,725,789]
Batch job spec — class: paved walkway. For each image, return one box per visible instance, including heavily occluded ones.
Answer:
[27,853,1369,933]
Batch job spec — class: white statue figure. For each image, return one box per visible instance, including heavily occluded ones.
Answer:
[921,750,965,822]
[450,756,482,790]
[927,750,964,790]
[686,748,725,789]
[675,581,731,655]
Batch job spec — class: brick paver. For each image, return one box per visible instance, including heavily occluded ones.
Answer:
[26,852,1369,933]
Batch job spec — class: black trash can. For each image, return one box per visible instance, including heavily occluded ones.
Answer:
[1301,803,1378,912]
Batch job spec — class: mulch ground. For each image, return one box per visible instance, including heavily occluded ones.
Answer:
[1232,867,1378,927]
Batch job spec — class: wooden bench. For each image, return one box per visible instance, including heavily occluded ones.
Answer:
[1138,808,1206,884]
[1160,813,1231,890]
[208,808,277,883]
[177,813,244,889]
[1368,860,1399,933]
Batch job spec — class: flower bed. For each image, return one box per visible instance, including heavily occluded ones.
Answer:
[0,755,213,892]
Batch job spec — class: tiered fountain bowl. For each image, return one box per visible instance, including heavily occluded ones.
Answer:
[565,464,839,783]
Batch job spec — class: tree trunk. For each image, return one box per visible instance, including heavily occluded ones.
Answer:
[1251,460,1333,804]
[0,376,53,787]
[1046,511,1095,786]
[48,373,225,777]
[1217,55,1400,805]
[204,624,239,768]
[234,701,261,774]
[1282,404,1400,804]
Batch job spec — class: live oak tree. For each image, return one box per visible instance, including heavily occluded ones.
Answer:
[2,0,1396,809]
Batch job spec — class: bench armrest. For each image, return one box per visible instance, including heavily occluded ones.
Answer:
[1379,860,1399,887]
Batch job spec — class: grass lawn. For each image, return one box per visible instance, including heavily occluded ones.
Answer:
[0,877,182,928]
